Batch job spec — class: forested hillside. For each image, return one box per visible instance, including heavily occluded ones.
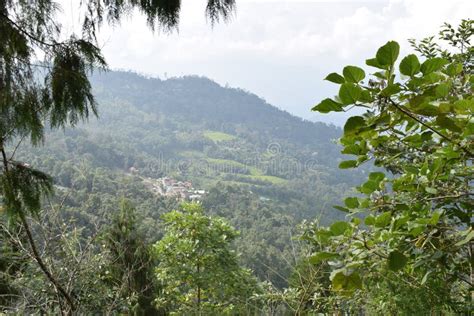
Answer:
[14,71,362,289]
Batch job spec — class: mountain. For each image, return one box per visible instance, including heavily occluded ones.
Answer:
[17,70,364,286]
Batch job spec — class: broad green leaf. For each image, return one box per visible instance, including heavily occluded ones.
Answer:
[344,197,359,209]
[360,180,379,194]
[454,99,474,114]
[435,83,451,98]
[366,58,388,70]
[339,83,362,105]
[387,250,408,271]
[359,89,373,103]
[436,115,462,133]
[399,54,421,76]
[368,172,385,183]
[375,211,392,227]
[421,57,449,75]
[339,160,358,169]
[330,221,351,236]
[325,72,345,84]
[312,98,343,113]
[381,84,401,96]
[412,103,440,116]
[342,144,362,155]
[343,66,365,83]
[344,116,365,135]
[309,252,338,264]
[364,215,375,226]
[445,62,463,76]
[376,41,400,66]
[331,270,362,293]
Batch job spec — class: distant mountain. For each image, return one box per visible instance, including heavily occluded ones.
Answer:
[90,71,341,146]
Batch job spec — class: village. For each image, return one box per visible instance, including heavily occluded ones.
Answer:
[141,176,206,201]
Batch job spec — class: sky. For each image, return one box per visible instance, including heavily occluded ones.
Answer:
[62,0,473,125]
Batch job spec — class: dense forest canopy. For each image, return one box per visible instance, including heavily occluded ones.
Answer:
[0,0,472,314]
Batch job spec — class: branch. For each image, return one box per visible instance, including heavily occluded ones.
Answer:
[388,99,474,157]
[18,211,76,314]
[0,11,58,48]
[426,192,474,201]
[1,146,75,313]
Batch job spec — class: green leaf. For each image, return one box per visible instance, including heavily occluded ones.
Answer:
[339,83,362,105]
[325,72,345,84]
[344,116,365,135]
[339,160,358,169]
[359,90,373,103]
[375,211,392,228]
[330,221,351,236]
[360,180,379,194]
[376,41,400,66]
[366,58,388,70]
[364,215,375,226]
[436,115,462,133]
[381,84,401,96]
[331,270,362,293]
[342,144,362,155]
[333,205,350,213]
[343,66,365,83]
[399,54,421,76]
[309,252,338,264]
[435,83,451,98]
[312,98,343,113]
[421,271,431,285]
[429,211,442,225]
[368,172,385,183]
[445,62,463,76]
[455,229,474,247]
[412,103,439,116]
[344,197,359,209]
[421,57,449,75]
[387,250,408,271]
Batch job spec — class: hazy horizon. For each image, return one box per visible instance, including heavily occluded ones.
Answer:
[59,0,472,125]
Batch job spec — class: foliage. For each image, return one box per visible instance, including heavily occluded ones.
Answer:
[103,199,160,315]
[154,203,261,315]
[12,71,354,288]
[0,0,236,312]
[309,19,473,313]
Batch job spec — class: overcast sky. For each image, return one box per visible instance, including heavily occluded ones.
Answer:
[62,0,473,125]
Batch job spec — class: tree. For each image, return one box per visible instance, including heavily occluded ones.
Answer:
[308,20,473,313]
[0,0,235,313]
[103,199,160,315]
[154,202,260,315]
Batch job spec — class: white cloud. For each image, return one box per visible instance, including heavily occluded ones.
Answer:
[59,0,474,124]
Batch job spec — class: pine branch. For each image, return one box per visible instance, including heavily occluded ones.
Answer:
[1,146,75,313]
[0,11,58,48]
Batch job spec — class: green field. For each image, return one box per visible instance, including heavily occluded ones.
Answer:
[203,131,237,142]
[206,158,286,185]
